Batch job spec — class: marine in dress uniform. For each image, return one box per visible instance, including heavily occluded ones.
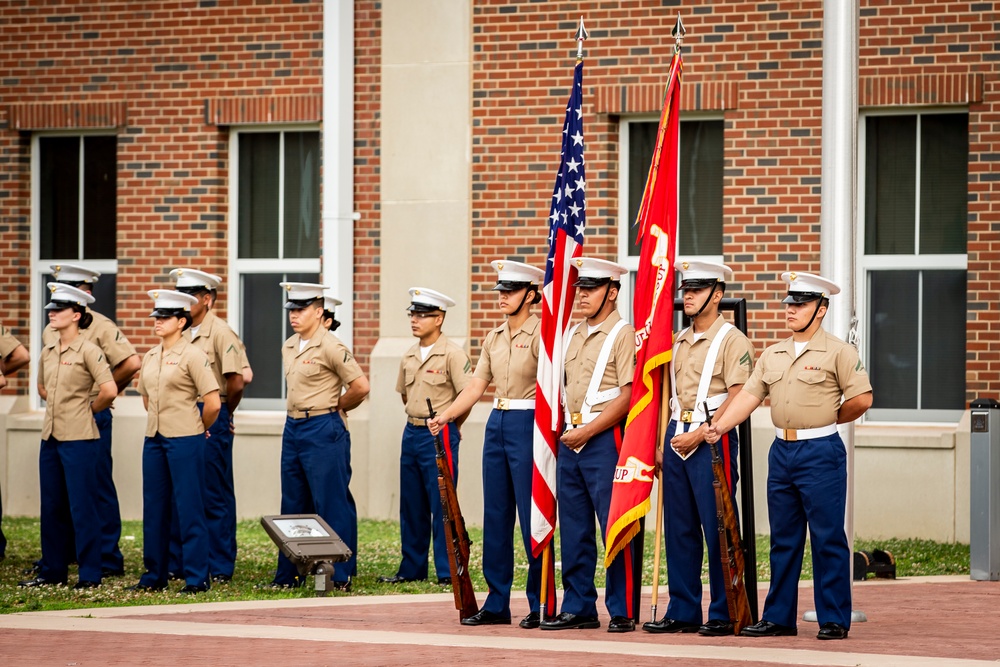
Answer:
[19,284,117,589]
[707,272,873,641]
[539,258,637,633]
[643,260,755,636]
[167,268,246,583]
[429,259,547,629]
[378,288,472,586]
[0,324,29,560]
[41,263,141,577]
[270,283,370,590]
[132,290,221,593]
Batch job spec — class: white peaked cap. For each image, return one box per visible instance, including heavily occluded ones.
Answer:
[408,287,456,312]
[573,257,629,280]
[323,292,343,311]
[170,268,222,290]
[678,259,734,284]
[781,271,841,301]
[50,263,101,284]
[490,259,544,285]
[45,282,95,309]
[280,282,329,309]
[147,289,198,316]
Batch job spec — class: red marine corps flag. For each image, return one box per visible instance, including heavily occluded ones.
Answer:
[604,18,683,570]
[530,20,589,618]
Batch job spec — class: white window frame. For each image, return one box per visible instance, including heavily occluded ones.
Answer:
[228,125,323,411]
[617,114,725,321]
[30,131,118,411]
[857,107,968,424]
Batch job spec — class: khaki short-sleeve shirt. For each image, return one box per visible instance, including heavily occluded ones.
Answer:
[397,334,473,418]
[473,314,540,400]
[44,309,137,397]
[563,311,635,414]
[39,337,113,441]
[673,315,755,408]
[185,311,244,398]
[137,336,220,437]
[743,327,873,429]
[1,325,22,382]
[283,331,363,412]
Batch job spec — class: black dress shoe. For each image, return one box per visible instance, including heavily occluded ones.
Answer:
[607,616,636,633]
[740,620,797,637]
[102,568,125,578]
[460,609,512,626]
[437,577,452,586]
[817,622,848,640]
[73,580,101,590]
[18,576,65,588]
[377,574,418,584]
[211,574,232,584]
[540,612,600,630]
[127,582,167,592]
[641,617,699,634]
[519,611,541,629]
[699,619,735,636]
[21,563,41,576]
[167,571,183,581]
[179,584,209,594]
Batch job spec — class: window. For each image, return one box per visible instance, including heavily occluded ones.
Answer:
[32,134,119,368]
[617,117,724,318]
[231,129,322,408]
[861,111,968,422]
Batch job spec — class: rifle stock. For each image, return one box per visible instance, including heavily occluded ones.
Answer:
[427,399,479,621]
[705,403,753,634]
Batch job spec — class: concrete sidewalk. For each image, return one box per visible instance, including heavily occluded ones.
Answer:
[0,575,996,666]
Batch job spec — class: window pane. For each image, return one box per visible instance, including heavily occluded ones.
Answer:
[83,136,117,260]
[865,116,916,255]
[921,270,966,409]
[241,271,319,400]
[626,122,657,257]
[283,132,320,259]
[920,114,967,254]
[40,273,117,328]
[678,120,723,256]
[238,133,280,259]
[39,137,80,260]
[869,270,918,409]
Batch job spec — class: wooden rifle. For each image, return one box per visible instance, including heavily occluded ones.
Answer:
[426,399,479,621]
[703,401,753,634]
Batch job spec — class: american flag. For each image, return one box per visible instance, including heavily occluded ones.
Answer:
[531,59,586,558]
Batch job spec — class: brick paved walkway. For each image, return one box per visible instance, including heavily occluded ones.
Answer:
[0,575,996,666]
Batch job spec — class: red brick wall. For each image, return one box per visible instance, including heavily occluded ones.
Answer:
[471,0,1000,401]
[0,0,327,392]
[352,0,381,370]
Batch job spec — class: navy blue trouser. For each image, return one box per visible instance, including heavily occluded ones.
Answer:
[94,408,125,572]
[762,433,852,629]
[169,403,236,578]
[663,419,740,624]
[480,408,542,618]
[139,432,210,589]
[556,424,635,619]
[396,422,459,581]
[39,437,102,584]
[274,412,357,586]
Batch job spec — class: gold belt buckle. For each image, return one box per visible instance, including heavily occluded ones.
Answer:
[680,410,693,423]
[783,428,798,441]
[570,412,583,425]
[497,397,510,410]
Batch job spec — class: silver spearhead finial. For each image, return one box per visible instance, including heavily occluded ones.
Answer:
[576,17,589,60]
[672,14,686,52]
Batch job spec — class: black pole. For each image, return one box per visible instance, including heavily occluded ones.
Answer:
[674,296,759,622]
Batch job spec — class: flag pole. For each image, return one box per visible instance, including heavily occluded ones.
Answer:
[537,17,589,625]
[647,14,684,627]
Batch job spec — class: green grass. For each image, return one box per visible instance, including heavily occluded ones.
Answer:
[0,516,971,614]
